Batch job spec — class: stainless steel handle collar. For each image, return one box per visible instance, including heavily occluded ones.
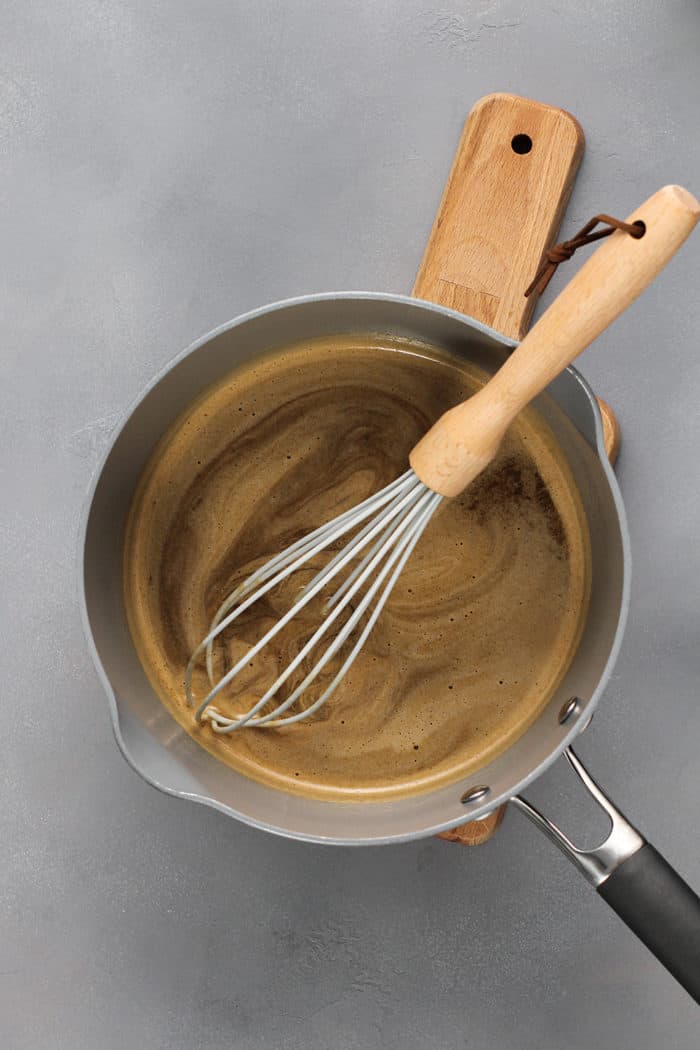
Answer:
[511,747,645,887]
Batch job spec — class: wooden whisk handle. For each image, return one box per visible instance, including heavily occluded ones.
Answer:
[410,185,700,497]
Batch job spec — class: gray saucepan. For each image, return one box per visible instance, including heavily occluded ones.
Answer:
[81,290,700,1000]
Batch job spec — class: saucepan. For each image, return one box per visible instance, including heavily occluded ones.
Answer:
[80,95,700,999]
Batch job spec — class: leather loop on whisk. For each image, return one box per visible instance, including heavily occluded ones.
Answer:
[525,214,645,298]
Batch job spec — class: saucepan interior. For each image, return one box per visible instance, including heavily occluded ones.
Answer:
[80,293,630,843]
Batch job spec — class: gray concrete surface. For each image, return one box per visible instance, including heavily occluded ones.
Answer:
[2,1,700,1046]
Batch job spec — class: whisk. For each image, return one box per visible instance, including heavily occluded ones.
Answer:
[185,186,698,731]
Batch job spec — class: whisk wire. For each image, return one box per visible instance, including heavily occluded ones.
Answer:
[297,477,430,606]
[185,471,418,709]
[186,471,435,726]
[243,489,441,729]
[236,468,416,600]
[206,486,441,730]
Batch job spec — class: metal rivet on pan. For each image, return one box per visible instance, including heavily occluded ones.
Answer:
[460,785,490,806]
[558,696,581,725]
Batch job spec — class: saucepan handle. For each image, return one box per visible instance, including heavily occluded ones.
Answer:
[598,843,700,998]
[511,748,700,1002]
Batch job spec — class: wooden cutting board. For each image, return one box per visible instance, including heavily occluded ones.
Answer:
[410,93,618,847]
[413,92,584,338]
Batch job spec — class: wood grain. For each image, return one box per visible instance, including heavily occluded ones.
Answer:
[598,398,621,466]
[412,94,584,846]
[412,92,584,340]
[437,804,507,846]
[411,186,699,497]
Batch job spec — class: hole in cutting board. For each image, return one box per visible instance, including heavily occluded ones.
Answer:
[511,133,532,155]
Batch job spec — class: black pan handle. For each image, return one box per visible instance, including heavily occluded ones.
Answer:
[511,748,700,1003]
[598,843,700,1000]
